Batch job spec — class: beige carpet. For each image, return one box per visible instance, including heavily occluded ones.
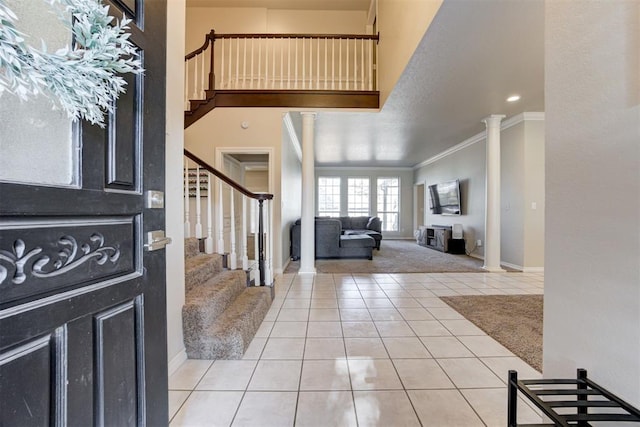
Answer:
[285,239,484,274]
[440,295,543,372]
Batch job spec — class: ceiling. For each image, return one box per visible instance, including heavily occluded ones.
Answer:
[310,0,544,168]
[186,0,370,11]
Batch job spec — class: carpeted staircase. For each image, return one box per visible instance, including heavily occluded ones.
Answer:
[182,238,272,359]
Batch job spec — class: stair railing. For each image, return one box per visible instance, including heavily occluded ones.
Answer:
[184,29,379,106]
[183,149,274,286]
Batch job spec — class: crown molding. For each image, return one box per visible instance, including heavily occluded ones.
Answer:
[414,111,545,169]
[316,165,413,171]
[283,112,302,162]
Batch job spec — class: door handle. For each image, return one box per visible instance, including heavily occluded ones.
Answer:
[144,230,172,251]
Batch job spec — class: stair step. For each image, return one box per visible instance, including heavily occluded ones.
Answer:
[184,286,272,359]
[185,253,224,292]
[183,269,247,333]
[185,238,200,259]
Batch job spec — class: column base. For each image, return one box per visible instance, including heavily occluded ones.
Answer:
[482,265,506,273]
[297,269,316,276]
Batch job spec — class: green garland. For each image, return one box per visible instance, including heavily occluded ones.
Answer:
[0,0,143,127]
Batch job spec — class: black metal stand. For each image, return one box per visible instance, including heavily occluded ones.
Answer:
[508,368,640,426]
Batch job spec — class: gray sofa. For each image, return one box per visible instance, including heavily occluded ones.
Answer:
[290,216,382,260]
[338,216,382,250]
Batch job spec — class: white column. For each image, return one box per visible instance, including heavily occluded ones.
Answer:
[482,114,506,272]
[299,112,317,275]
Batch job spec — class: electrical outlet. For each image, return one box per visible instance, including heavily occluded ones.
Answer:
[476,239,482,247]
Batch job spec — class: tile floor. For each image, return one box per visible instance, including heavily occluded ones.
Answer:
[169,272,545,427]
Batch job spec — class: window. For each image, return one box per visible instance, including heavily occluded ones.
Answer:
[348,177,370,216]
[377,177,399,231]
[317,177,341,217]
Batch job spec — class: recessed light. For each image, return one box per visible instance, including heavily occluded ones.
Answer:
[507,95,521,102]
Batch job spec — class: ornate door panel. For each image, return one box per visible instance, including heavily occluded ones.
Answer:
[0,0,168,425]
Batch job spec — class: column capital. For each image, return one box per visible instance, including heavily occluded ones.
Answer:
[482,114,506,127]
[301,112,317,120]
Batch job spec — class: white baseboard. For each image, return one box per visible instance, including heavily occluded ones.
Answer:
[168,348,187,376]
[522,266,544,273]
[467,254,543,273]
[500,261,524,271]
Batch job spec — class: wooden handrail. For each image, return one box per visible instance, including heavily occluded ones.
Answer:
[184,30,380,59]
[185,30,215,60]
[214,33,379,41]
[184,149,273,201]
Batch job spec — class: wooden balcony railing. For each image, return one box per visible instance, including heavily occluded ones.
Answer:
[184,30,380,126]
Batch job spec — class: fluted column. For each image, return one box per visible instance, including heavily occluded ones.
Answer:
[482,114,506,272]
[299,112,317,275]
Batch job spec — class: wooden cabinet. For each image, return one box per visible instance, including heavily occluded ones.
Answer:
[424,226,451,252]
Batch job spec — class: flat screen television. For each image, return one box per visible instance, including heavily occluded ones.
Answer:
[428,179,461,215]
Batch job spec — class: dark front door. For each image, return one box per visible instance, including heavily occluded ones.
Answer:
[0,0,168,425]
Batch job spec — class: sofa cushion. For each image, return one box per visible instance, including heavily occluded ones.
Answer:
[366,216,382,232]
[349,216,370,230]
[340,234,375,248]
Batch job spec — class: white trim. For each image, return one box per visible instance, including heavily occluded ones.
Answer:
[522,266,545,273]
[413,111,545,169]
[283,112,302,162]
[414,132,486,169]
[167,348,187,376]
[317,166,413,171]
[500,261,524,272]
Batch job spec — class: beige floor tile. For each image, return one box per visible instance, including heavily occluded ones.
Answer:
[232,391,298,427]
[348,359,403,390]
[248,360,302,391]
[197,360,257,391]
[339,308,372,321]
[397,307,436,321]
[440,319,486,335]
[345,337,389,359]
[261,338,306,359]
[363,298,395,309]
[408,320,452,336]
[341,321,379,338]
[311,291,337,299]
[419,336,475,358]
[462,388,544,427]
[170,391,243,427]
[388,297,421,306]
[270,321,308,338]
[408,389,484,427]
[310,298,338,308]
[308,308,340,321]
[382,337,431,358]
[296,391,357,427]
[306,321,343,337]
[416,297,451,308]
[282,298,312,309]
[393,359,454,389]
[458,335,514,357]
[480,356,542,384]
[368,308,403,321]
[169,359,213,390]
[168,390,190,421]
[277,308,310,322]
[299,359,351,391]
[353,391,420,426]
[255,321,274,338]
[337,290,362,298]
[338,298,368,309]
[242,337,267,360]
[304,338,346,359]
[374,320,416,337]
[437,358,504,388]
[360,290,389,298]
[426,307,466,320]
[407,289,438,298]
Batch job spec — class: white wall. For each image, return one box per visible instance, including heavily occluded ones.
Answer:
[281,117,303,267]
[414,139,486,257]
[413,115,545,269]
[315,167,414,238]
[166,0,187,373]
[377,0,442,106]
[543,0,640,404]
